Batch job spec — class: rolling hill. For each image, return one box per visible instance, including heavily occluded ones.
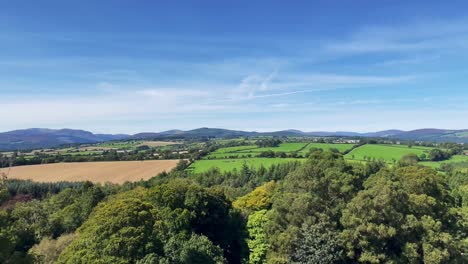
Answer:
[1,127,467,151]
[0,128,129,150]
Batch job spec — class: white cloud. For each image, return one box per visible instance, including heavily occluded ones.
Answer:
[227,72,415,100]
[325,18,468,54]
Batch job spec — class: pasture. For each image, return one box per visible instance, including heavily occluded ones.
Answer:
[345,144,432,163]
[241,143,307,153]
[187,158,304,173]
[211,145,258,153]
[299,143,355,154]
[205,143,309,159]
[419,155,468,170]
[0,160,180,184]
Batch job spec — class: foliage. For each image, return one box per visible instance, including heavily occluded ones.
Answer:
[57,181,245,263]
[0,183,107,263]
[233,181,276,215]
[398,153,420,167]
[246,210,270,264]
[29,233,76,264]
[341,166,463,263]
[266,150,367,262]
[429,148,452,161]
[290,221,344,264]
[255,139,282,148]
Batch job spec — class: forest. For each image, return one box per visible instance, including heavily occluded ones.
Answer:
[0,149,467,263]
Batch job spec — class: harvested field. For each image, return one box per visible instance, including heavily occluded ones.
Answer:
[0,160,180,184]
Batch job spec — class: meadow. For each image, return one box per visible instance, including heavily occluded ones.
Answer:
[344,144,432,163]
[187,158,305,173]
[298,143,355,154]
[205,143,307,159]
[210,145,258,153]
[419,155,468,169]
[200,142,355,171]
[240,142,307,153]
[0,160,179,184]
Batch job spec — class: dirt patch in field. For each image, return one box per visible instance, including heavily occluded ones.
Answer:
[0,160,180,184]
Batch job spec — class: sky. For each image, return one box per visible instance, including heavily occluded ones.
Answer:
[1,0,468,134]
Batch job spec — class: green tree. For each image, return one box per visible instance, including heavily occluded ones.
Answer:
[290,221,344,264]
[266,151,366,262]
[233,181,276,215]
[29,233,76,264]
[246,210,270,264]
[341,167,464,263]
[398,153,419,167]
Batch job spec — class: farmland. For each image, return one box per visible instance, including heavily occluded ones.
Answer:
[193,142,357,172]
[205,142,356,159]
[419,155,468,169]
[187,158,304,173]
[242,143,307,153]
[0,160,179,184]
[94,140,177,150]
[344,144,433,163]
[298,143,355,154]
[204,143,306,159]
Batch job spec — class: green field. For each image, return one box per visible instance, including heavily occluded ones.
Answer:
[419,155,468,169]
[211,145,258,153]
[237,143,307,153]
[345,144,432,163]
[299,143,355,154]
[188,158,305,173]
[96,141,143,149]
[206,152,258,159]
[386,144,435,151]
[205,143,309,159]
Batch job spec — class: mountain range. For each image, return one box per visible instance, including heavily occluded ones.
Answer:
[0,127,467,151]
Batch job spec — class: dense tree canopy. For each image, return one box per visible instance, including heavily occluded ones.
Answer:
[57,181,244,263]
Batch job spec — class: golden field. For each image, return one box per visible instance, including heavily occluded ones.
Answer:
[0,160,180,184]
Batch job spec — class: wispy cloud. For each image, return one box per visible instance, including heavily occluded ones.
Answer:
[227,72,416,100]
[377,55,441,66]
[325,18,468,54]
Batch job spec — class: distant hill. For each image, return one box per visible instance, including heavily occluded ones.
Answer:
[388,129,468,143]
[131,127,468,143]
[363,130,405,137]
[1,127,467,151]
[0,128,129,151]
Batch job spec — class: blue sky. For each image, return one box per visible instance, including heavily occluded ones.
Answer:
[1,0,468,134]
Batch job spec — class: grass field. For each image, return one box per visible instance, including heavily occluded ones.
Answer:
[205,143,309,159]
[187,158,304,173]
[345,144,432,163]
[0,160,179,184]
[237,143,307,153]
[299,143,355,154]
[419,155,468,169]
[211,145,258,153]
[206,152,258,159]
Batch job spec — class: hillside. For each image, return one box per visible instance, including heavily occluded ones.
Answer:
[0,128,129,150]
